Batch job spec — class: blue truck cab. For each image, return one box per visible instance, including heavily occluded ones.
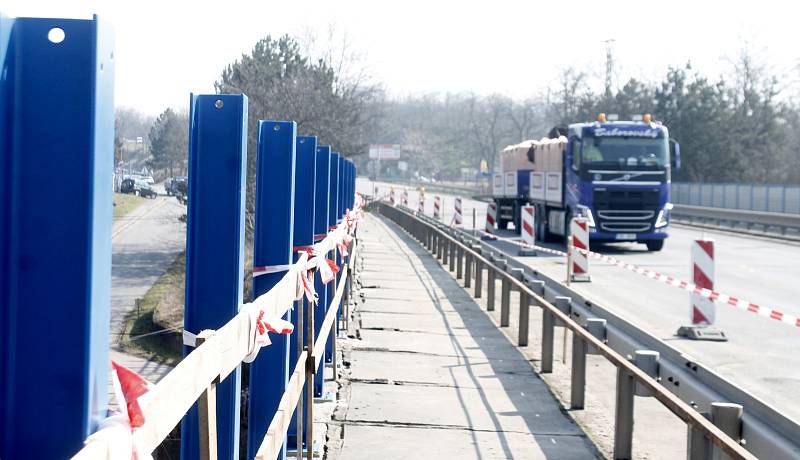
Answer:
[492,114,680,252]
[563,115,680,251]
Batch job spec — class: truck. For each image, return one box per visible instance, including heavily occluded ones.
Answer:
[491,114,680,251]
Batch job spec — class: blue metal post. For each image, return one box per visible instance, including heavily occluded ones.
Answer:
[325,153,340,363]
[0,15,114,459]
[180,94,247,460]
[248,121,296,460]
[288,135,316,449]
[312,146,331,395]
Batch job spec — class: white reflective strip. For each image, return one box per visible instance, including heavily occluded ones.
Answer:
[182,330,198,347]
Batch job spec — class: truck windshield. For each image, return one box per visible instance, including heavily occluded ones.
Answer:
[582,136,668,168]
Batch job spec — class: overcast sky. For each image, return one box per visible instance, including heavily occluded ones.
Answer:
[6,0,799,115]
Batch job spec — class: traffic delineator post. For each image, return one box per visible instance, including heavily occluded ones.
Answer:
[401,189,408,206]
[433,196,441,220]
[418,192,425,214]
[570,217,591,282]
[519,205,536,256]
[454,196,463,227]
[678,239,727,341]
[389,187,395,206]
[482,202,497,240]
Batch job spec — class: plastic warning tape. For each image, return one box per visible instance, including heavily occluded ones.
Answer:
[477,230,800,329]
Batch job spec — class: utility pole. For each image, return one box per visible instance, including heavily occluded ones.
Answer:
[604,38,616,99]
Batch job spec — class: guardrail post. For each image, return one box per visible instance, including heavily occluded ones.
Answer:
[555,296,571,363]
[288,135,316,452]
[437,232,444,260]
[248,120,296,460]
[442,236,449,264]
[614,366,636,460]
[0,15,114,458]
[570,330,586,409]
[519,279,543,347]
[634,350,659,397]
[449,239,456,272]
[465,250,473,288]
[182,94,248,460]
[487,261,497,311]
[456,245,464,279]
[541,308,555,373]
[474,246,483,298]
[501,268,523,327]
[585,318,607,354]
[710,403,743,460]
[312,146,331,398]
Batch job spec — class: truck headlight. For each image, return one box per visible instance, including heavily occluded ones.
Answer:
[655,203,673,228]
[576,205,596,228]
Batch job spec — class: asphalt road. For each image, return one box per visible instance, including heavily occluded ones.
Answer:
[358,178,800,423]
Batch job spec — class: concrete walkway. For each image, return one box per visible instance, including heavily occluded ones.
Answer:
[328,214,600,459]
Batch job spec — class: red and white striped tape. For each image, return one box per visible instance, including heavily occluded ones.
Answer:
[478,230,800,329]
[433,196,441,220]
[485,202,497,233]
[454,196,463,227]
[521,205,535,247]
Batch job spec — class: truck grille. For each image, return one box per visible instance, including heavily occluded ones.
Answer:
[593,188,660,233]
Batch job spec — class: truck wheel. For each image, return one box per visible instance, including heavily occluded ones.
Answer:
[645,240,664,252]
[497,218,508,230]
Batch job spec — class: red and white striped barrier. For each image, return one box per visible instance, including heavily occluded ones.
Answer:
[485,202,497,234]
[418,193,425,214]
[521,205,535,247]
[389,187,395,206]
[691,240,715,325]
[454,196,463,227]
[479,229,800,329]
[401,189,408,206]
[433,196,441,220]
[570,217,590,281]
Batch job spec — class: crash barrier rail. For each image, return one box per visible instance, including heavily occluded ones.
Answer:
[376,202,800,460]
[673,182,800,215]
[672,204,800,237]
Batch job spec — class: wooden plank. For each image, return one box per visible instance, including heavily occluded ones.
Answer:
[313,266,349,370]
[254,351,308,460]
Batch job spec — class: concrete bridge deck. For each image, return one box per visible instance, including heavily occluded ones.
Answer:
[324,214,600,459]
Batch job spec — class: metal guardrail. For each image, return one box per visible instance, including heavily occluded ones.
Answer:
[672,204,800,236]
[377,202,800,460]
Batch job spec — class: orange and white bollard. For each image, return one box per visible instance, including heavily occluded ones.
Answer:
[519,205,536,256]
[570,217,591,282]
[454,196,463,227]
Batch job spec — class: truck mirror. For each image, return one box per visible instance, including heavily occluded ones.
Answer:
[669,139,681,171]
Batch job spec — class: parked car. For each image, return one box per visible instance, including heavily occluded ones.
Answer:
[137,180,157,199]
[120,178,137,194]
[166,177,188,197]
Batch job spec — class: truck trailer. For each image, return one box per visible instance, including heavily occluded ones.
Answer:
[491,114,680,251]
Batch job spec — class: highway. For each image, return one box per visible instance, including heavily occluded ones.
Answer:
[358,178,800,424]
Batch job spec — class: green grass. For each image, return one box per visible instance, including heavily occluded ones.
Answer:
[113,192,147,220]
[120,252,185,364]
